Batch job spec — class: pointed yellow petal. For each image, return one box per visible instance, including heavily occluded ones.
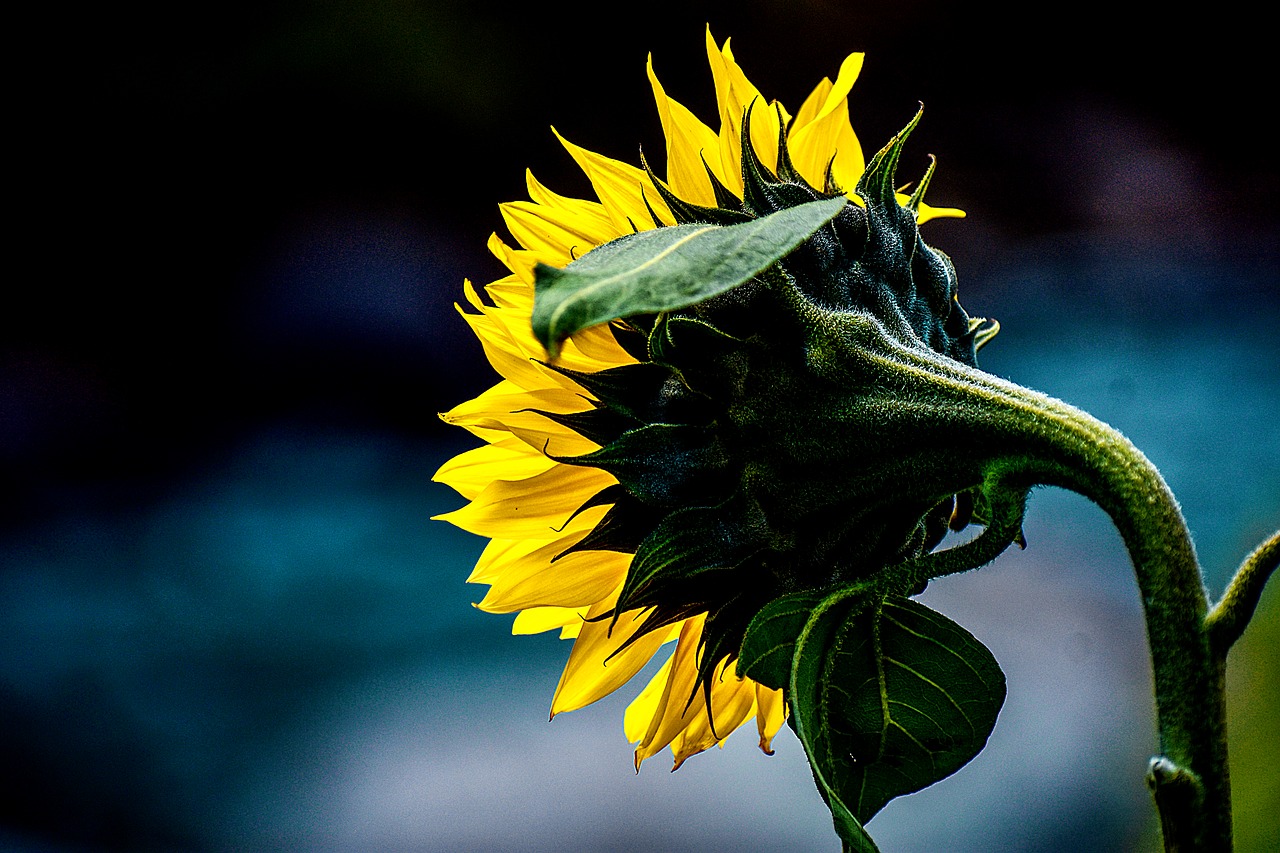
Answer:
[478,544,632,613]
[564,323,638,368]
[486,232,541,287]
[512,605,590,636]
[501,197,616,263]
[705,28,784,185]
[437,378,528,419]
[624,651,676,746]
[524,169,617,237]
[468,504,607,584]
[472,243,638,379]
[432,464,614,539]
[432,438,556,500]
[704,28,743,195]
[789,53,865,190]
[633,616,705,766]
[911,197,966,224]
[470,535,539,585]
[792,53,863,134]
[669,660,758,770]
[440,386,598,457]
[826,117,866,197]
[755,684,787,755]
[793,76,833,133]
[484,278,534,313]
[457,302,549,388]
[647,54,722,206]
[439,383,586,423]
[554,129,673,233]
[550,595,673,716]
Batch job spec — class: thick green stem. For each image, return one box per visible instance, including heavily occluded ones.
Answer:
[960,374,1229,851]
[825,314,1240,849]
[1021,408,1225,850]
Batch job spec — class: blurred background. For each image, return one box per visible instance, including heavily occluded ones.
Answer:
[4,1,1278,850]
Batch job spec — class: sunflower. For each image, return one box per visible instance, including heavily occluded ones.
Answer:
[433,27,968,772]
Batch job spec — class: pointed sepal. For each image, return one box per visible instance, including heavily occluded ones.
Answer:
[856,105,923,210]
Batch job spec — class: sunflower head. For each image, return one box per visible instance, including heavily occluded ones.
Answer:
[536,99,995,699]
[435,29,997,775]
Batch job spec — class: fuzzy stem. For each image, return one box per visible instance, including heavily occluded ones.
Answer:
[973,377,1229,851]
[1206,528,1280,657]
[867,334,1233,850]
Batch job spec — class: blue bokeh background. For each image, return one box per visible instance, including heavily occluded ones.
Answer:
[6,3,1278,851]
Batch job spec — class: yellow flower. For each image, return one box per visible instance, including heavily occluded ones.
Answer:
[433,27,963,771]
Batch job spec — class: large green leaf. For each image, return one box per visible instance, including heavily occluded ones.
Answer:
[738,587,836,691]
[531,196,847,357]
[790,593,1006,848]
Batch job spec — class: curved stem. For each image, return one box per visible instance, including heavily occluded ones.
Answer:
[976,379,1229,851]
[828,325,1239,849]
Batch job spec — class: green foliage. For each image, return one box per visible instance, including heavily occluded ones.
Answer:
[740,587,1005,851]
[531,196,846,357]
[738,588,829,691]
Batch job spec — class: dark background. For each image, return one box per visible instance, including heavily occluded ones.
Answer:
[4,2,1278,851]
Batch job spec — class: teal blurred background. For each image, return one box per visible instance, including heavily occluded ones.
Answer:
[4,2,1278,850]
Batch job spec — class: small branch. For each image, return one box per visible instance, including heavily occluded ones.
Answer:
[1206,528,1280,657]
[902,477,1030,587]
[1147,756,1204,853]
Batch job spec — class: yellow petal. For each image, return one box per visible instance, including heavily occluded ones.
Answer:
[624,651,676,746]
[432,438,555,500]
[432,465,615,539]
[703,29,744,195]
[512,605,590,635]
[792,75,833,133]
[788,53,865,190]
[500,197,615,264]
[705,29,786,188]
[440,386,599,456]
[632,616,705,765]
[457,301,548,388]
[791,53,863,134]
[468,250,638,380]
[468,506,606,585]
[550,593,674,716]
[470,536,538,585]
[484,277,534,313]
[565,323,638,368]
[486,232,540,288]
[912,197,967,224]
[554,128,673,233]
[755,684,787,755]
[478,545,632,613]
[525,169,617,238]
[647,54,722,206]
[669,660,758,770]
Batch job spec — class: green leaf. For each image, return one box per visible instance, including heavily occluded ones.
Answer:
[786,585,882,850]
[790,593,1006,848]
[532,196,847,357]
[738,587,832,691]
